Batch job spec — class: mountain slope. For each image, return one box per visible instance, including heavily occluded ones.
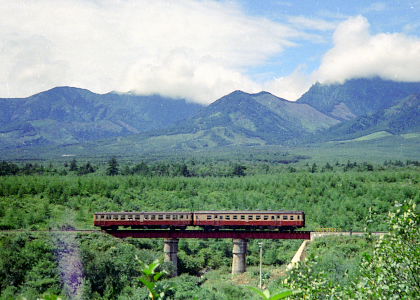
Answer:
[320,94,420,141]
[298,78,420,120]
[154,90,339,147]
[0,87,203,148]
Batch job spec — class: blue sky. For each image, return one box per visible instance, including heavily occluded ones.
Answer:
[1,0,420,103]
[241,0,420,81]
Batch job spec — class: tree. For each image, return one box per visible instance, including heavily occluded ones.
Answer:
[285,200,419,299]
[78,162,95,175]
[0,161,19,176]
[106,157,119,176]
[69,159,78,171]
[352,200,419,299]
[232,164,246,176]
[132,162,150,175]
[178,164,191,177]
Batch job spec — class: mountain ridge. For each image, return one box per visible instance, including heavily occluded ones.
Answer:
[0,87,203,148]
[298,77,420,119]
[0,78,419,154]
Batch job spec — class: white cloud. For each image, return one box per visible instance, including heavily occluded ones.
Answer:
[2,1,418,105]
[263,66,313,100]
[287,16,337,31]
[315,15,420,84]
[362,2,387,13]
[0,0,301,104]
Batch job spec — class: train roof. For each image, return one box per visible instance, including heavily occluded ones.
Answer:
[194,210,304,214]
[94,211,192,215]
[95,210,304,215]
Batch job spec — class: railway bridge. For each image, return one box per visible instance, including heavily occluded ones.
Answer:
[106,230,311,276]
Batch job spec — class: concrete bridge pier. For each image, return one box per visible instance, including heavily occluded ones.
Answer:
[232,238,248,274]
[164,238,179,276]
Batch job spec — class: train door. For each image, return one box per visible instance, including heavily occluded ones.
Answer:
[214,214,220,226]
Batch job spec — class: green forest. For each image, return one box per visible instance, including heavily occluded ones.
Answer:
[0,157,419,299]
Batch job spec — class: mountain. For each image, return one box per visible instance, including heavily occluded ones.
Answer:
[147,90,339,147]
[320,94,420,141]
[1,78,419,156]
[298,78,420,120]
[0,87,203,148]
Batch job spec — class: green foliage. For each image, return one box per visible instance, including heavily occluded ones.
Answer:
[284,200,419,299]
[246,286,294,299]
[106,157,119,176]
[0,162,418,299]
[137,259,170,300]
[352,200,419,299]
[79,234,151,299]
[69,159,78,172]
[37,292,63,300]
[285,254,341,299]
[0,233,61,299]
[232,164,247,176]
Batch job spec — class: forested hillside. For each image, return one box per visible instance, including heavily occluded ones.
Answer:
[0,87,202,148]
[298,78,420,119]
[0,158,418,298]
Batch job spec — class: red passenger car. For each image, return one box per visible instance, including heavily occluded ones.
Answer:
[194,210,305,230]
[94,212,192,230]
[94,210,305,231]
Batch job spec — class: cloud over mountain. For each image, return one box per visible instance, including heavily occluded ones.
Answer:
[316,15,420,84]
[0,0,301,104]
[1,1,419,104]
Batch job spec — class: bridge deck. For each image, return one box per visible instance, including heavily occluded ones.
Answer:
[106,230,311,239]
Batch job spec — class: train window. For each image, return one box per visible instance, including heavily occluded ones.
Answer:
[248,215,253,220]
[232,215,237,220]
[290,216,294,220]
[277,215,280,219]
[120,215,125,220]
[135,215,140,220]
[283,215,288,220]
[112,215,118,220]
[256,216,261,220]
[165,215,171,220]
[106,215,111,220]
[158,215,163,220]
[180,215,184,219]
[220,216,223,220]
[151,215,156,220]
[263,216,269,220]
[127,215,133,220]
[207,215,212,220]
[271,216,275,220]
[241,215,245,220]
[297,215,300,220]
[215,215,218,219]
[226,216,230,220]
[144,215,149,220]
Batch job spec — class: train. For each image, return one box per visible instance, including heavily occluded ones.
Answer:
[94,210,305,231]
